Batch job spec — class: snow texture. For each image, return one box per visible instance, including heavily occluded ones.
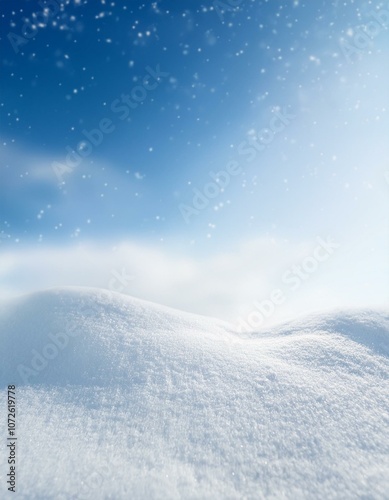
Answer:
[0,287,388,499]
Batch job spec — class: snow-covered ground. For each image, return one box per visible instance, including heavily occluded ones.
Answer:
[0,287,388,499]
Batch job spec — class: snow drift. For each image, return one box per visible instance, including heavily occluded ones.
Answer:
[0,287,388,499]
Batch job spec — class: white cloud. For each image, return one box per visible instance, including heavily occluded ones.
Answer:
[0,235,386,326]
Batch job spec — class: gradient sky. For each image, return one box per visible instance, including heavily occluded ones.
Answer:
[0,0,388,320]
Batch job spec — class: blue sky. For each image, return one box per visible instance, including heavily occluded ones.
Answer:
[0,0,388,320]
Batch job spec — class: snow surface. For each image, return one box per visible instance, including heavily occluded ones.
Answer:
[0,287,388,499]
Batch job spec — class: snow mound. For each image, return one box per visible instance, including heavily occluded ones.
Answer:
[0,288,388,499]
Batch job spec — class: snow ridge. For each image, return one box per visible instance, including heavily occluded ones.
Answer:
[0,288,388,499]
